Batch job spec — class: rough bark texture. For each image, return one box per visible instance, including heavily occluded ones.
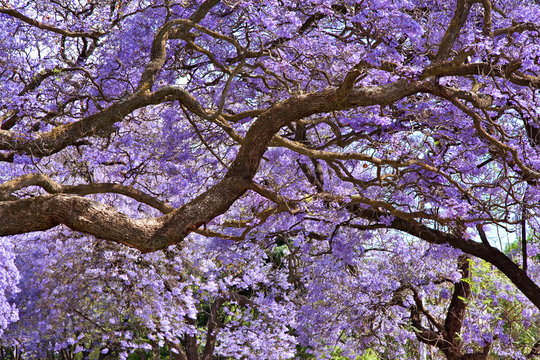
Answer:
[410,256,490,360]
[1,0,539,334]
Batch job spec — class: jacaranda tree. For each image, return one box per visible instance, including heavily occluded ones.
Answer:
[1,0,540,359]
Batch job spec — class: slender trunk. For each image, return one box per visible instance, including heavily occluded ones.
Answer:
[185,318,199,360]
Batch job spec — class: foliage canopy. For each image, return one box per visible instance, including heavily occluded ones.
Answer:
[1,0,540,359]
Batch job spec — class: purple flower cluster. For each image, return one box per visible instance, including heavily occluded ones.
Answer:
[1,0,540,358]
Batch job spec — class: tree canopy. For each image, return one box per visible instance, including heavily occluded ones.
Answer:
[1,0,540,359]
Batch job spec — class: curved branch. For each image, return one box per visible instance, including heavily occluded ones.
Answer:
[0,194,163,252]
[272,135,482,209]
[0,85,205,158]
[408,285,445,334]
[137,0,220,91]
[0,1,220,159]
[1,79,426,253]
[493,22,539,37]
[0,173,175,214]
[0,7,104,38]
[350,206,540,310]
[428,83,540,180]
[148,79,426,248]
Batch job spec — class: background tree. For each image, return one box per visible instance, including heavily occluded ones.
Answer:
[1,0,540,358]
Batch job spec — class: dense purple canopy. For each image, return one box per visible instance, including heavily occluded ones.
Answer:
[0,0,540,358]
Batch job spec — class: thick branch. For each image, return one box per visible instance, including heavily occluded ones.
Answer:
[149,80,425,248]
[434,0,473,62]
[351,207,540,310]
[0,85,205,158]
[480,0,493,36]
[0,194,163,252]
[0,2,220,158]
[1,79,425,252]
